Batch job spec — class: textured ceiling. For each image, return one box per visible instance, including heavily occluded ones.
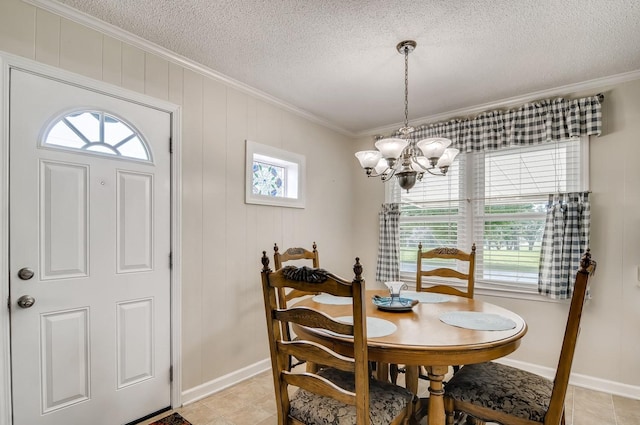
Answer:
[52,0,640,134]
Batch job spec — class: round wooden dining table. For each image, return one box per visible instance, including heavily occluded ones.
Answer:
[292,289,527,425]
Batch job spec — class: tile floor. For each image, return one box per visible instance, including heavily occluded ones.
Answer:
[144,369,640,425]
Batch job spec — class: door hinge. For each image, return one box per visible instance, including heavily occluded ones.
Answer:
[169,137,173,154]
[169,252,173,269]
[169,365,173,382]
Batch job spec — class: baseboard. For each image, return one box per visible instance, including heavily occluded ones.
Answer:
[496,358,640,400]
[180,357,640,405]
[181,358,271,405]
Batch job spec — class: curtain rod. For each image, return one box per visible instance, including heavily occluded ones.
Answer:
[396,191,592,206]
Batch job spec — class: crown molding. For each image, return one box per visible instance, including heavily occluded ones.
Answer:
[357,69,640,138]
[20,1,640,141]
[24,0,355,137]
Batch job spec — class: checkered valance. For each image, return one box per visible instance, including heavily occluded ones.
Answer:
[390,95,602,152]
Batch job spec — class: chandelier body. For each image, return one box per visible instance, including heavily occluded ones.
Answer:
[355,40,459,192]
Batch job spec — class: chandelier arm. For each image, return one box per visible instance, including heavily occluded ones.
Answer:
[380,167,398,181]
[424,167,446,176]
[410,156,432,172]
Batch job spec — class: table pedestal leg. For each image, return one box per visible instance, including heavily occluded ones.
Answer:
[405,365,419,395]
[376,362,389,382]
[427,365,448,425]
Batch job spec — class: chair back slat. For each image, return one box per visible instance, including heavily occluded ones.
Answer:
[274,242,320,270]
[275,307,354,336]
[279,340,355,373]
[282,372,356,405]
[268,272,355,298]
[545,251,593,424]
[416,243,476,298]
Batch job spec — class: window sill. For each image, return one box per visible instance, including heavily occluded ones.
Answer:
[398,274,567,303]
[473,284,566,303]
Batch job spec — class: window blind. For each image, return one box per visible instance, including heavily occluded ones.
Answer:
[472,139,585,285]
[392,156,468,276]
[390,137,588,290]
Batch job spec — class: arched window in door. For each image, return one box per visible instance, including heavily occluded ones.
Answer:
[42,110,151,162]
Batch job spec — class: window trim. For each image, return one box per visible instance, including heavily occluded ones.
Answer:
[388,136,589,299]
[245,140,306,208]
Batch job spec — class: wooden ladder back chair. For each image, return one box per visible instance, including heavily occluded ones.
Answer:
[260,252,413,425]
[273,243,321,346]
[443,249,595,425]
[390,244,476,386]
[274,242,320,304]
[416,243,476,299]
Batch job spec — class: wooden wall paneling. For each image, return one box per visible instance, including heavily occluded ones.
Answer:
[168,62,183,106]
[594,81,639,381]
[144,52,169,101]
[251,98,284,251]
[0,0,35,59]
[180,68,205,389]
[254,97,282,147]
[59,18,102,80]
[201,77,229,380]
[102,36,122,87]
[249,104,285,364]
[121,43,145,94]
[619,81,640,382]
[223,87,255,371]
[35,9,60,67]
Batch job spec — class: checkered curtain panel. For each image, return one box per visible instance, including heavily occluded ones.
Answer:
[538,193,591,299]
[387,95,602,151]
[376,203,401,282]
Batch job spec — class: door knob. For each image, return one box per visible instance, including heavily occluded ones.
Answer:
[17,267,34,280]
[16,295,35,309]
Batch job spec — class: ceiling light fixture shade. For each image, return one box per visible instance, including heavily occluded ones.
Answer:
[355,40,459,192]
[355,150,382,169]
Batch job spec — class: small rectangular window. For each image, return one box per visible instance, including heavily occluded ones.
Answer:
[245,140,305,208]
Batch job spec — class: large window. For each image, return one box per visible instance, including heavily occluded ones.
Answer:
[390,137,588,293]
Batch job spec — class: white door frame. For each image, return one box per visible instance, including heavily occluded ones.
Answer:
[0,51,183,425]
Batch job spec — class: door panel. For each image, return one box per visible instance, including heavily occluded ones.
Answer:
[9,69,171,425]
[116,298,154,388]
[117,171,154,272]
[40,308,90,413]
[40,160,89,279]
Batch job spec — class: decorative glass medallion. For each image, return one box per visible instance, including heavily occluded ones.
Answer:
[44,111,151,161]
[252,161,284,196]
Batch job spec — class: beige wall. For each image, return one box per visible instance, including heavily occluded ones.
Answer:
[2,0,639,398]
[0,0,356,393]
[352,80,640,389]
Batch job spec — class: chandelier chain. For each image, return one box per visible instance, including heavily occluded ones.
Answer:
[404,47,409,130]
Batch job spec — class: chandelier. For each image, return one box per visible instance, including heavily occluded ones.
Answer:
[355,40,459,192]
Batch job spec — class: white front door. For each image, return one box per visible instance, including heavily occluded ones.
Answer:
[9,69,172,425]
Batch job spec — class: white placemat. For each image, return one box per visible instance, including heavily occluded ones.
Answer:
[439,311,517,331]
[312,294,352,305]
[402,291,452,303]
[323,316,397,338]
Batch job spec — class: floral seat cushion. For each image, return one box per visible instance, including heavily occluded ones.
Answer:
[444,362,553,423]
[289,367,414,425]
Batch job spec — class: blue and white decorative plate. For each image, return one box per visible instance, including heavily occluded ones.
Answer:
[372,295,419,312]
